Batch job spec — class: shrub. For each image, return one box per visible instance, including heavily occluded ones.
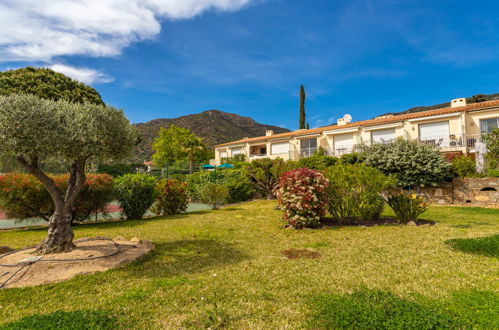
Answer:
[151,179,189,216]
[364,139,452,187]
[114,173,156,220]
[385,192,428,224]
[338,152,366,165]
[186,169,254,203]
[0,173,113,222]
[325,164,396,224]
[275,168,329,228]
[245,158,295,199]
[298,154,337,170]
[451,155,476,177]
[199,184,229,209]
[485,128,499,171]
[97,163,147,177]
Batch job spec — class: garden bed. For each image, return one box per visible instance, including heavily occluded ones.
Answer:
[0,237,153,289]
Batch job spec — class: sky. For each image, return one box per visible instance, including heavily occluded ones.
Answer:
[1,0,499,130]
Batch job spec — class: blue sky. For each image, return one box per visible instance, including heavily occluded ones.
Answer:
[1,0,499,129]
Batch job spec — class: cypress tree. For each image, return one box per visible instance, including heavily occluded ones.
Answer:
[299,85,306,129]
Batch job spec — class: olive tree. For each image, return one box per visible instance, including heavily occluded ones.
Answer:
[0,94,137,253]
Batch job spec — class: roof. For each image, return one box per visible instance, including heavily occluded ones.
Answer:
[214,100,499,148]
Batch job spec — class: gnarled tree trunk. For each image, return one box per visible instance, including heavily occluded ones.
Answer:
[38,210,75,253]
[18,156,86,254]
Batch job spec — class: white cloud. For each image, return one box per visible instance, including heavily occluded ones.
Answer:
[0,0,252,62]
[49,64,114,84]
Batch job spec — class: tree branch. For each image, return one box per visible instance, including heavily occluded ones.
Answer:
[64,158,86,210]
[17,156,64,210]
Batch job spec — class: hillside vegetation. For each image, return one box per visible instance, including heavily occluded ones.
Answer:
[134,110,289,161]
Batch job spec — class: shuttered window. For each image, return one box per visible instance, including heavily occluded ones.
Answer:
[271,142,289,155]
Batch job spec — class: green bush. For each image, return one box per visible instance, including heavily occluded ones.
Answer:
[114,173,157,220]
[199,184,229,209]
[385,191,429,224]
[325,164,396,224]
[97,163,147,177]
[244,158,295,199]
[298,154,337,170]
[364,139,452,187]
[451,155,476,177]
[485,128,499,171]
[151,179,188,216]
[186,169,254,203]
[0,173,114,222]
[338,152,366,165]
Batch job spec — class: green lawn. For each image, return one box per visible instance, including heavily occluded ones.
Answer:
[0,201,498,329]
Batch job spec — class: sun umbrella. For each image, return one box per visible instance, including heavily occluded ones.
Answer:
[218,163,234,168]
[202,164,215,169]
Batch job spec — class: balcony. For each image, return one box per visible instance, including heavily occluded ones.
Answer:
[416,135,465,149]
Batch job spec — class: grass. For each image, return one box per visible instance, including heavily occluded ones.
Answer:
[0,201,498,329]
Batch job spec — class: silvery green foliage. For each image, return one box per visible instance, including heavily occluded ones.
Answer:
[0,94,137,161]
[364,139,451,187]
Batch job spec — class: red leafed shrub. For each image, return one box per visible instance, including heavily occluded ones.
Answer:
[151,179,189,216]
[274,168,329,228]
[0,173,114,222]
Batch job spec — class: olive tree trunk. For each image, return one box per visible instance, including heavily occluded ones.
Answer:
[18,156,86,254]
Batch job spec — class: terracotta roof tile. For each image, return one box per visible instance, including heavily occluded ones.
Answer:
[214,100,499,148]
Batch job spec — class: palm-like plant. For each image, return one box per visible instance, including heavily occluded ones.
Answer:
[182,136,209,174]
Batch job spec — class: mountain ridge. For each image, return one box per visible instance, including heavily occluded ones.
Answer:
[133,109,290,161]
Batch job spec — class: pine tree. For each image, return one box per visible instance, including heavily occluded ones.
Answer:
[299,85,306,129]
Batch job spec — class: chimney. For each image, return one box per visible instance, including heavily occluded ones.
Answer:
[337,114,352,126]
[451,98,466,108]
[266,130,274,136]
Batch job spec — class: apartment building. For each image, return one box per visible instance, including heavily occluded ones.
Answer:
[213,98,499,165]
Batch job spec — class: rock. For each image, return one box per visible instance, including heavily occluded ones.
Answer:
[113,236,126,242]
[407,221,417,226]
[130,237,142,244]
[142,240,154,248]
[0,246,13,254]
[421,223,431,227]
[75,237,89,242]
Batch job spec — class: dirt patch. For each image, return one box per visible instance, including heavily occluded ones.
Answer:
[282,249,322,259]
[0,237,153,289]
[320,217,435,228]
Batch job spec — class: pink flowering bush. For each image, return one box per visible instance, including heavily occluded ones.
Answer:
[274,168,329,228]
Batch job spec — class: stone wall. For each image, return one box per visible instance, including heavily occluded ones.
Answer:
[420,178,499,205]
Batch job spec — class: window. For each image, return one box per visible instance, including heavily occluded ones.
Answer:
[300,138,317,157]
[231,148,243,156]
[271,142,290,155]
[333,133,355,155]
[371,128,396,144]
[480,117,499,133]
[220,151,228,159]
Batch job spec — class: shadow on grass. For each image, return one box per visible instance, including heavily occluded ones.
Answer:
[308,289,499,329]
[445,234,499,258]
[125,239,249,279]
[1,310,123,329]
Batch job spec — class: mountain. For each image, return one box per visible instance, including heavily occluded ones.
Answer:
[381,92,499,117]
[133,110,290,161]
